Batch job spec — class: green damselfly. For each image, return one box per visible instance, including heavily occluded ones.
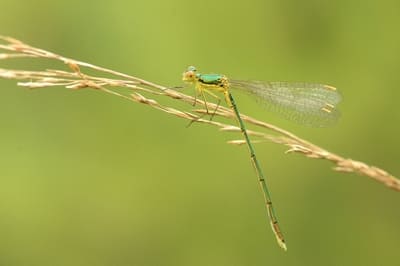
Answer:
[182,66,341,251]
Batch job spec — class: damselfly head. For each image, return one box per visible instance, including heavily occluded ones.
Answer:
[182,66,197,83]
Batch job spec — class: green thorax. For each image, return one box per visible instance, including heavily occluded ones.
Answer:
[196,73,224,85]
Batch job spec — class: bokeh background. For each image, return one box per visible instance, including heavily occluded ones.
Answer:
[0,0,399,265]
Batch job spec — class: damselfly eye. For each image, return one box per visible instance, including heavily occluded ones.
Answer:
[186,71,194,78]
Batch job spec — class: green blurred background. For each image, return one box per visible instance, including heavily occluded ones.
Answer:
[0,0,399,265]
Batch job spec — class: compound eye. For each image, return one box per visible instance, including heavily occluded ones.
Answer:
[185,71,195,78]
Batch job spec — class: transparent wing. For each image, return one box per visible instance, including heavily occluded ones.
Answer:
[230,80,342,127]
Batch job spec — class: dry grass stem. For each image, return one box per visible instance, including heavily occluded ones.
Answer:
[0,36,398,192]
